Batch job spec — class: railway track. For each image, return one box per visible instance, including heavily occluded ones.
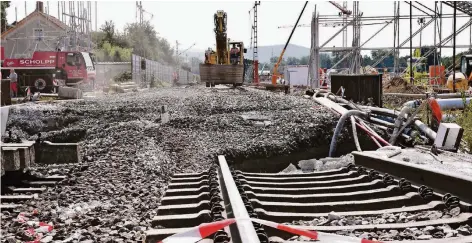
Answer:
[146,154,472,243]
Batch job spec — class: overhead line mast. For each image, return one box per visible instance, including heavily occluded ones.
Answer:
[253,1,261,84]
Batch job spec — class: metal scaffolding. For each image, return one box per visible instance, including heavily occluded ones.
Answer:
[60,1,94,52]
[307,1,472,89]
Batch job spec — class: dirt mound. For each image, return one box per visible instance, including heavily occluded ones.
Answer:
[383,77,425,94]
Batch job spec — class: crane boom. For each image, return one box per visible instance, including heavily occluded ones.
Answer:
[178,43,197,56]
[271,1,309,85]
[329,1,352,15]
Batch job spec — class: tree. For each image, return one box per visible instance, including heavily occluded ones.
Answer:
[331,51,350,69]
[299,56,309,65]
[362,55,373,66]
[286,57,300,65]
[124,21,175,64]
[320,54,332,68]
[100,21,116,47]
[1,1,10,32]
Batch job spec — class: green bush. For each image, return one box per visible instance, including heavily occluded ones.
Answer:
[456,92,472,153]
[113,71,132,83]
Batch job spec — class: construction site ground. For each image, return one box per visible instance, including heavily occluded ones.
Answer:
[1,85,357,242]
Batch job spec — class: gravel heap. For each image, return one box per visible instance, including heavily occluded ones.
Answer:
[2,86,341,242]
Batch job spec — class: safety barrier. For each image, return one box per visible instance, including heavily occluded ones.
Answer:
[157,217,381,243]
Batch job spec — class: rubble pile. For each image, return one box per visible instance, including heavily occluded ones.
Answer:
[2,86,340,242]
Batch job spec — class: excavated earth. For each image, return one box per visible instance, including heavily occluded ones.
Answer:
[1,86,348,242]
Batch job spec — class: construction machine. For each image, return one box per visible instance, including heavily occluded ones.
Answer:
[1,49,96,93]
[446,54,472,92]
[199,10,247,87]
[403,57,429,85]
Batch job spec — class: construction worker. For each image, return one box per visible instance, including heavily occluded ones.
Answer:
[172,71,179,84]
[8,69,18,98]
[230,44,239,65]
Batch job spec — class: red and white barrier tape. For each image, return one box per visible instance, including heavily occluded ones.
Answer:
[251,218,318,240]
[158,219,235,243]
[16,210,53,243]
[157,218,381,243]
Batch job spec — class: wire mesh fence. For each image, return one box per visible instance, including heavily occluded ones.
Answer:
[132,54,199,88]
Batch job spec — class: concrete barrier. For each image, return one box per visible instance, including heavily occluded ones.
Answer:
[0,106,9,138]
[1,147,21,171]
[58,86,83,99]
[36,141,81,164]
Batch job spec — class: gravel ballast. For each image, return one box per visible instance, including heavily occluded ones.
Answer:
[1,86,343,242]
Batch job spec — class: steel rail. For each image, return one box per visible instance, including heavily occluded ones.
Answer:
[218,155,260,243]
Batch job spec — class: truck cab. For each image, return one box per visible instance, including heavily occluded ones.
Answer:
[1,50,95,93]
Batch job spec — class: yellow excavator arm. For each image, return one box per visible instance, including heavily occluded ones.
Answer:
[214,11,228,65]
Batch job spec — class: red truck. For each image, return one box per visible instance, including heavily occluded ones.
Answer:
[1,48,96,93]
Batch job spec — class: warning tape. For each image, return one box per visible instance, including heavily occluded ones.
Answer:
[157,218,382,243]
[158,219,236,243]
[16,210,53,243]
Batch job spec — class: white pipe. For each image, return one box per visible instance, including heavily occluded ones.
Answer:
[436,98,472,110]
[350,116,362,152]
[329,110,368,157]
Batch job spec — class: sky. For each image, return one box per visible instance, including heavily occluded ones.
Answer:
[5,1,472,56]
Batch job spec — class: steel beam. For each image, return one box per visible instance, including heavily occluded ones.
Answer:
[353,152,472,204]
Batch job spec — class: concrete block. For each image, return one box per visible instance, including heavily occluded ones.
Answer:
[2,141,36,165]
[110,84,125,93]
[36,141,81,164]
[160,106,169,124]
[8,147,31,169]
[1,147,21,171]
[58,86,83,99]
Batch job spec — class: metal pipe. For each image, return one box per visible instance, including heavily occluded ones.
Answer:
[436,98,472,110]
[355,121,390,147]
[321,45,472,52]
[410,1,413,84]
[370,117,396,128]
[329,110,368,157]
[383,93,472,98]
[414,120,436,140]
[453,1,457,93]
[360,105,436,140]
[317,13,469,20]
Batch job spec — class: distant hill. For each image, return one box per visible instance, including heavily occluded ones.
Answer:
[185,44,312,63]
[247,44,311,63]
